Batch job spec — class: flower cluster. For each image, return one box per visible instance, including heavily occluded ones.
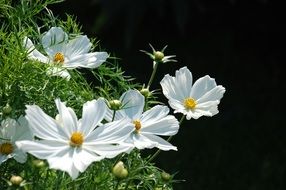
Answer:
[1,24,225,186]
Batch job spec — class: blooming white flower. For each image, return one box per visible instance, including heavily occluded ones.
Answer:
[16,98,133,179]
[24,27,109,79]
[0,117,33,164]
[105,89,179,151]
[160,66,226,120]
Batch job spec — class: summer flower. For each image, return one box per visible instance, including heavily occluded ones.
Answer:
[105,89,179,151]
[16,98,133,179]
[160,66,226,120]
[24,27,109,79]
[0,117,33,164]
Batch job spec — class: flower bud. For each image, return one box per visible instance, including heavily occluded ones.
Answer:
[112,161,128,179]
[3,104,12,114]
[10,175,23,186]
[154,51,164,62]
[32,159,46,168]
[108,99,122,110]
[161,171,171,181]
[140,88,151,97]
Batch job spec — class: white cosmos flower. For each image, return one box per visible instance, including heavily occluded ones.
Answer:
[0,117,33,164]
[105,89,179,151]
[16,98,133,179]
[23,27,109,79]
[160,66,226,120]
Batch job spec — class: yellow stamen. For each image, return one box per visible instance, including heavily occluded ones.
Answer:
[0,142,13,155]
[184,97,197,110]
[53,52,65,63]
[133,120,141,132]
[70,132,84,147]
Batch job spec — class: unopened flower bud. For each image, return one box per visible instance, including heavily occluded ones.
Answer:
[3,104,12,114]
[32,159,45,168]
[112,161,128,179]
[140,88,151,97]
[161,171,171,181]
[154,51,164,62]
[108,99,122,110]
[10,175,23,186]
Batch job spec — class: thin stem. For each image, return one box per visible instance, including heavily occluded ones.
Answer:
[0,137,10,141]
[179,115,186,125]
[112,110,116,121]
[147,62,159,89]
[148,115,186,162]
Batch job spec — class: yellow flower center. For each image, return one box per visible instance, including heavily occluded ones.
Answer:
[53,52,65,63]
[0,142,13,155]
[70,132,84,147]
[184,97,197,110]
[133,120,141,132]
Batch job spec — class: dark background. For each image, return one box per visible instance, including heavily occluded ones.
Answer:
[51,0,285,189]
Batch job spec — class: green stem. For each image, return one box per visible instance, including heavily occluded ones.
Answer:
[179,115,186,125]
[148,115,186,162]
[112,110,116,121]
[147,62,159,89]
[0,137,10,141]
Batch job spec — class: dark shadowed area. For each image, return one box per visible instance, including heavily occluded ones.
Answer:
[51,0,285,189]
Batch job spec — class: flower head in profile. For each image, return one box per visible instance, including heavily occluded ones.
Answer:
[16,98,133,179]
[140,44,177,67]
[105,90,179,151]
[24,27,109,79]
[160,67,226,120]
[0,117,33,164]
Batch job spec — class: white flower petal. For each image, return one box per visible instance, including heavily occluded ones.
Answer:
[46,67,71,80]
[65,52,108,69]
[190,75,218,100]
[85,119,133,143]
[141,115,179,136]
[12,116,33,142]
[55,99,77,135]
[16,140,68,159]
[120,90,144,120]
[160,67,193,102]
[143,134,177,151]
[25,105,68,140]
[65,35,92,57]
[196,101,220,116]
[23,37,49,63]
[130,133,157,149]
[0,118,16,139]
[197,85,226,104]
[80,98,106,136]
[185,109,204,120]
[84,144,130,159]
[47,148,79,179]
[41,27,68,58]
[12,148,27,163]
[17,140,79,179]
[140,105,169,124]
[73,149,100,173]
[105,108,127,122]
[175,67,193,97]
[167,99,185,112]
